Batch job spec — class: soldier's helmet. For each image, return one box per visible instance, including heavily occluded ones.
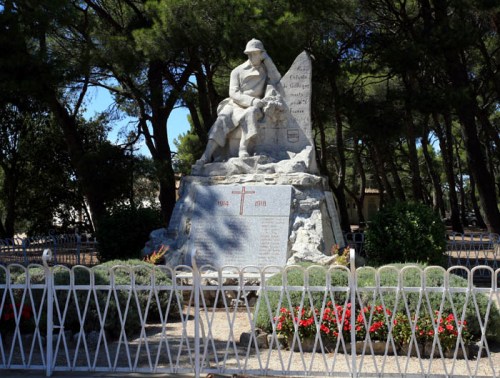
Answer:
[244,39,265,54]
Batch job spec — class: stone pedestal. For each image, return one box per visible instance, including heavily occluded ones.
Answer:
[144,172,344,269]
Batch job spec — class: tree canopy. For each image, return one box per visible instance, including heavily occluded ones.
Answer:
[0,0,499,236]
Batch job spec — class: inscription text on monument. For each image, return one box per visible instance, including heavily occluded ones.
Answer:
[188,185,292,268]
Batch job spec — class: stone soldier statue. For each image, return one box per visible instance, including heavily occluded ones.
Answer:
[197,39,282,164]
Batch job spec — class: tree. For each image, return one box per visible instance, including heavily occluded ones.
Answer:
[0,0,113,227]
[352,0,500,232]
[173,128,204,175]
[0,102,32,237]
[84,0,223,223]
[431,0,500,232]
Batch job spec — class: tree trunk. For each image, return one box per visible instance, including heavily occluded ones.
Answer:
[387,156,406,201]
[148,60,177,224]
[370,149,386,209]
[371,145,394,201]
[469,171,487,229]
[1,166,18,238]
[404,101,424,201]
[0,218,6,238]
[421,121,445,217]
[453,93,500,232]
[433,112,463,233]
[331,77,350,232]
[47,92,106,228]
[435,0,500,233]
[454,150,468,226]
[352,140,366,225]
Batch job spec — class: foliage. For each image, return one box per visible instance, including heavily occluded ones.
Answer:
[78,142,133,210]
[393,311,472,352]
[130,156,161,209]
[0,101,76,236]
[355,305,392,341]
[143,245,169,264]
[255,263,349,332]
[0,0,499,234]
[8,260,181,338]
[331,244,350,266]
[256,263,500,343]
[357,265,500,343]
[364,201,447,266]
[275,306,319,342]
[0,99,137,235]
[95,206,163,262]
[273,302,472,353]
[320,302,353,341]
[173,128,205,175]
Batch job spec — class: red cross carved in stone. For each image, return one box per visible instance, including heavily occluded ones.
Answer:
[231,186,256,215]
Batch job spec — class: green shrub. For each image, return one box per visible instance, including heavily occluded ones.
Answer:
[10,260,181,338]
[95,206,163,261]
[364,201,446,266]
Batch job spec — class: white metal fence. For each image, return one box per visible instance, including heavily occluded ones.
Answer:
[0,249,499,377]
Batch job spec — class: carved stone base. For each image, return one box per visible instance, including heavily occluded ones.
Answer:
[142,172,344,269]
[191,147,317,177]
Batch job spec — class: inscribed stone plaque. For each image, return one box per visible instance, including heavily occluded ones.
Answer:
[188,185,292,268]
[281,52,313,145]
[255,51,313,159]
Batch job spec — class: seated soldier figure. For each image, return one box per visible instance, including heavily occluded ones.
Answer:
[197,39,281,164]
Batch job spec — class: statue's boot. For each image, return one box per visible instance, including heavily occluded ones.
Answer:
[196,140,218,164]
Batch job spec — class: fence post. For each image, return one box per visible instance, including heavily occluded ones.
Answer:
[22,238,28,265]
[76,234,81,265]
[191,250,201,378]
[42,249,53,377]
[349,248,357,378]
[51,234,58,265]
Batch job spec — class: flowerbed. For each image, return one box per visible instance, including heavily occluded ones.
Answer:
[274,302,473,357]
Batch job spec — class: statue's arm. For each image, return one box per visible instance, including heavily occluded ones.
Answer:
[263,54,281,85]
[229,68,256,108]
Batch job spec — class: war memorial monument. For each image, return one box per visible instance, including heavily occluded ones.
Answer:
[144,39,344,269]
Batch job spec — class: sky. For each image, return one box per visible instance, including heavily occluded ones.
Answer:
[83,86,191,156]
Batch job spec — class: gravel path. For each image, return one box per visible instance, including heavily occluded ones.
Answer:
[3,308,498,377]
[152,308,500,377]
